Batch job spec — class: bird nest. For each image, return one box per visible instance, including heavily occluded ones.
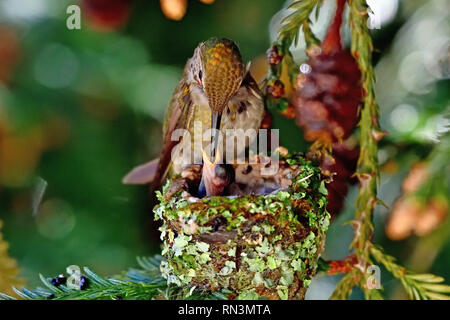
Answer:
[154,153,330,300]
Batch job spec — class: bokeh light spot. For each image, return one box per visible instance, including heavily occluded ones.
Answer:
[0,0,48,21]
[367,0,398,28]
[300,63,311,74]
[33,43,80,89]
[390,104,419,133]
[35,199,76,240]
[398,51,434,94]
[129,65,180,121]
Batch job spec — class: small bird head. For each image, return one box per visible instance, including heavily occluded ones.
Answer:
[201,147,235,196]
[191,38,245,114]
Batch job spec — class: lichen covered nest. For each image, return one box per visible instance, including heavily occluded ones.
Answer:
[154,154,330,300]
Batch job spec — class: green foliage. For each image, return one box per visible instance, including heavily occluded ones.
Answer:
[370,246,450,300]
[0,256,227,300]
[278,0,322,46]
[329,269,362,300]
[265,0,322,114]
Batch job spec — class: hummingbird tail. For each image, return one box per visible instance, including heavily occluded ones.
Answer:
[122,158,159,185]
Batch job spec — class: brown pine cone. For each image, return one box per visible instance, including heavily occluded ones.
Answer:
[293,0,362,145]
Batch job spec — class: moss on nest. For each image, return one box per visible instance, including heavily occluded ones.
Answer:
[154,155,330,300]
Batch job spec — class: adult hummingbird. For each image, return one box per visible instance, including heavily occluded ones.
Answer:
[123,38,264,196]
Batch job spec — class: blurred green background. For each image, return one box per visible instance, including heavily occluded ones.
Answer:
[0,0,448,299]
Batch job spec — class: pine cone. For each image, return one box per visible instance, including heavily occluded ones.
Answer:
[293,0,362,145]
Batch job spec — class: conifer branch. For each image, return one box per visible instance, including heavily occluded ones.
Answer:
[327,0,381,299]
[265,0,321,114]
[278,0,322,46]
[321,0,449,300]
[370,245,450,300]
[347,0,379,262]
[0,256,227,300]
[329,269,362,300]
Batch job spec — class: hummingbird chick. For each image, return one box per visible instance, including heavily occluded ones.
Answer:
[123,38,264,196]
[199,147,235,197]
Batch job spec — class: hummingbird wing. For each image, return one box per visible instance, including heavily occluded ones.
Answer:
[122,75,194,188]
[155,77,194,187]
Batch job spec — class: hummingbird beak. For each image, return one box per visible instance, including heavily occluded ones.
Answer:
[210,112,222,160]
[203,144,221,166]
[200,146,233,196]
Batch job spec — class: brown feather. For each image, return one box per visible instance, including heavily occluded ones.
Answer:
[153,77,195,188]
